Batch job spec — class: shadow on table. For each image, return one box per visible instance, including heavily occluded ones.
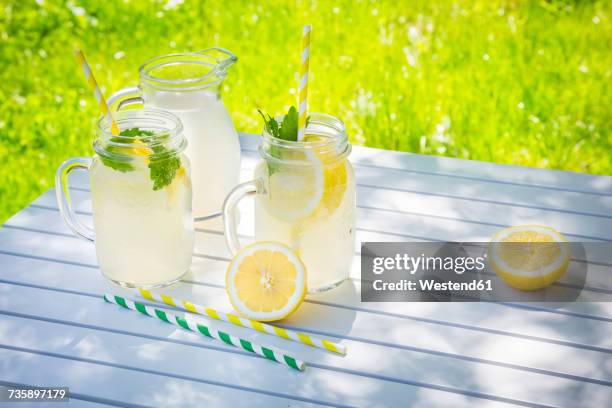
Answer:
[286,279,358,343]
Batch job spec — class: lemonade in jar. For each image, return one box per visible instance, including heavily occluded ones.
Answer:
[56,109,194,288]
[224,112,355,292]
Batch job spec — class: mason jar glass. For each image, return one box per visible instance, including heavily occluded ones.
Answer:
[56,109,195,288]
[223,113,356,292]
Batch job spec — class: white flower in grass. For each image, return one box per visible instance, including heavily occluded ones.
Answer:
[432,115,451,143]
[419,135,427,150]
[408,26,419,41]
[403,48,417,67]
[164,0,184,10]
[70,6,85,17]
[351,89,377,117]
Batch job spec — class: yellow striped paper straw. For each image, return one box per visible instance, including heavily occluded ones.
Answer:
[136,288,347,355]
[105,294,304,371]
[73,49,120,135]
[297,25,311,141]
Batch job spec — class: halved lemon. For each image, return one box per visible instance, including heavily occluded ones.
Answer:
[488,225,571,291]
[226,241,307,321]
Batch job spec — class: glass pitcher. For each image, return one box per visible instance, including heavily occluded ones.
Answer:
[108,48,241,220]
[223,113,356,292]
[56,109,195,288]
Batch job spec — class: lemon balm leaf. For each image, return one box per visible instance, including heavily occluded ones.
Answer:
[149,154,181,191]
[120,128,154,137]
[258,108,280,138]
[279,106,298,141]
[257,106,302,175]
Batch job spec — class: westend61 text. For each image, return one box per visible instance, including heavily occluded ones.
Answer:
[372,279,493,292]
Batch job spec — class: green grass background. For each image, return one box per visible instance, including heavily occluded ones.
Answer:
[0,0,610,223]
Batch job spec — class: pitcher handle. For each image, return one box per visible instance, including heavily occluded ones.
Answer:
[55,157,95,242]
[108,86,143,111]
[222,179,263,255]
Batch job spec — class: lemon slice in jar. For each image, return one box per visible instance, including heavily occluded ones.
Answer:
[226,241,307,321]
[303,134,350,216]
[265,150,324,222]
[263,134,350,222]
[488,225,571,291]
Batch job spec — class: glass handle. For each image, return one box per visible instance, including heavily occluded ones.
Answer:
[223,179,262,255]
[55,157,95,242]
[107,86,143,111]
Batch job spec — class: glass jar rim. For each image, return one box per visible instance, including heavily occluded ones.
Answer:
[259,112,350,164]
[262,112,347,147]
[95,108,186,161]
[139,48,237,91]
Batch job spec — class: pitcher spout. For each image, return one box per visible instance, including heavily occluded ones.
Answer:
[195,47,237,77]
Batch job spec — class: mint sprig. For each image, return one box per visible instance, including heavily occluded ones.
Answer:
[258,106,299,141]
[100,127,181,191]
[258,106,306,175]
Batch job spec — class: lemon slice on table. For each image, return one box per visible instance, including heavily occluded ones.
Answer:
[488,225,571,291]
[226,241,307,321]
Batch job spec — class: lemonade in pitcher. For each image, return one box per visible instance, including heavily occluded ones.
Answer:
[224,112,355,292]
[109,49,241,219]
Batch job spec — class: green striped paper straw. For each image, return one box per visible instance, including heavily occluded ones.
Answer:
[136,288,347,355]
[103,294,305,371]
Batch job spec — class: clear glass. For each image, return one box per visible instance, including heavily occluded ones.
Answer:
[224,113,355,292]
[108,48,241,220]
[56,109,195,288]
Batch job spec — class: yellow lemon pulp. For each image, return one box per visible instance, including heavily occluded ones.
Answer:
[226,242,307,321]
[488,225,571,291]
[127,138,153,161]
[266,161,324,221]
[165,166,189,202]
[304,135,348,217]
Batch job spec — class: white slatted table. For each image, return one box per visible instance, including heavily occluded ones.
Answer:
[1,134,611,407]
